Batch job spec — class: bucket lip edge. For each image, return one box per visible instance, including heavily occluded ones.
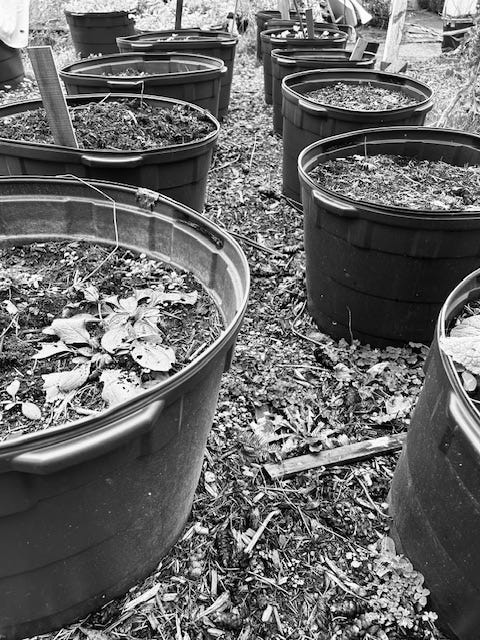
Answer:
[0,92,220,153]
[0,175,250,454]
[281,68,434,111]
[297,125,480,219]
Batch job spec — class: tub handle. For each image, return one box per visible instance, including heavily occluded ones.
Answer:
[298,98,328,116]
[9,399,166,475]
[220,65,228,75]
[81,154,144,168]
[446,391,480,455]
[220,40,237,46]
[279,58,297,66]
[106,79,145,88]
[312,189,358,218]
[130,42,154,50]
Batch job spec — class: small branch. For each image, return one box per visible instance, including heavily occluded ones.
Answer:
[244,509,280,554]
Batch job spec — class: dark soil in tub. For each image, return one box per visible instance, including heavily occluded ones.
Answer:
[0,98,216,150]
[0,240,222,439]
[270,28,344,40]
[303,83,420,110]
[308,153,480,210]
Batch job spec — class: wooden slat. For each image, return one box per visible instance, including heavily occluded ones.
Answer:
[381,60,408,73]
[278,0,290,20]
[175,0,184,30]
[382,0,408,68]
[27,46,78,148]
[349,36,368,60]
[264,432,407,479]
[305,8,315,38]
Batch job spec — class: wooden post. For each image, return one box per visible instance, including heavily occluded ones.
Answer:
[305,8,315,38]
[27,46,78,148]
[278,0,290,20]
[175,0,183,30]
[349,36,368,60]
[381,0,408,68]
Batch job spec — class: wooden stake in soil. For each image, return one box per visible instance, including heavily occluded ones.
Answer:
[264,432,407,479]
[27,46,78,148]
[278,0,290,20]
[349,36,368,60]
[381,0,408,70]
[175,0,184,30]
[305,7,315,38]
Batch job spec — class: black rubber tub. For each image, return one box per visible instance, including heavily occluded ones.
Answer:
[271,48,376,136]
[390,267,480,639]
[0,175,249,640]
[298,126,480,347]
[116,29,237,119]
[65,9,136,57]
[0,93,219,212]
[260,25,347,105]
[255,10,306,60]
[0,40,24,89]
[284,68,433,205]
[59,52,226,117]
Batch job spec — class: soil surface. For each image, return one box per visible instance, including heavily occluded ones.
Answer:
[0,241,221,438]
[0,99,215,150]
[309,153,480,210]
[304,83,420,109]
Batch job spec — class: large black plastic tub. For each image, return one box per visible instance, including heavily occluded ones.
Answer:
[390,267,480,640]
[284,68,433,204]
[116,29,237,119]
[0,93,219,212]
[65,9,136,58]
[0,40,24,89]
[0,176,249,640]
[298,126,480,347]
[260,26,347,105]
[271,48,376,136]
[255,10,307,60]
[60,52,226,117]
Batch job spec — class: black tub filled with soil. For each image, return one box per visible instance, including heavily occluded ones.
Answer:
[59,52,226,117]
[298,126,480,347]
[0,93,219,212]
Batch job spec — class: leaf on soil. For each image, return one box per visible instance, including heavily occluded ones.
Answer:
[130,340,175,371]
[451,314,480,337]
[160,290,198,305]
[100,369,143,406]
[42,364,91,403]
[3,299,19,315]
[80,627,111,640]
[333,363,354,382]
[33,341,72,360]
[101,324,133,354]
[461,370,477,392]
[21,401,42,421]
[133,317,162,339]
[440,334,480,375]
[43,314,99,345]
[5,379,20,399]
[75,283,100,302]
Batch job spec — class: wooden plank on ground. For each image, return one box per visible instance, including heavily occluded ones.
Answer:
[349,37,368,60]
[175,0,184,29]
[264,432,407,479]
[382,0,408,68]
[27,46,78,148]
[278,0,290,20]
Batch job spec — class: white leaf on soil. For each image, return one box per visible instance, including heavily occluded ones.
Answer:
[5,379,20,399]
[42,364,91,403]
[451,314,480,338]
[462,370,477,392]
[100,369,143,407]
[21,401,42,421]
[385,394,413,417]
[78,284,100,302]
[333,363,354,382]
[133,317,161,339]
[160,290,198,305]
[43,314,99,345]
[101,324,133,353]
[3,299,19,315]
[131,340,175,372]
[33,341,72,360]
[117,296,138,314]
[440,335,480,375]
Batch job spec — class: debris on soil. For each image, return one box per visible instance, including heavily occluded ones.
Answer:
[308,153,480,210]
[0,240,221,437]
[304,82,420,109]
[0,98,216,149]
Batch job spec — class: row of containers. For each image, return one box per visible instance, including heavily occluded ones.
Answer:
[256,10,480,640]
[0,11,477,640]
